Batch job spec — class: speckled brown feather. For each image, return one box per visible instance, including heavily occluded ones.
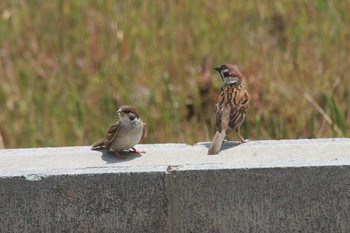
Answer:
[90,122,120,150]
[104,123,120,150]
[215,82,249,133]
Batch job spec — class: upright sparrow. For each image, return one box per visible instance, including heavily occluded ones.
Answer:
[91,105,147,159]
[208,64,249,155]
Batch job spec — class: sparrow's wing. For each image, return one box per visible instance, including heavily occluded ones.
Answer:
[104,122,120,150]
[141,123,147,140]
[228,88,249,130]
[91,138,105,150]
[215,103,223,132]
[239,89,249,106]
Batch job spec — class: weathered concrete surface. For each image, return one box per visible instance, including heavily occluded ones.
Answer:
[0,172,168,233]
[1,138,350,232]
[171,166,350,232]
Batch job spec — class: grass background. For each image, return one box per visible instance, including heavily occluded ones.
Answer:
[0,0,349,149]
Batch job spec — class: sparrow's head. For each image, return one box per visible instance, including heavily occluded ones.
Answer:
[117,105,140,124]
[213,64,244,84]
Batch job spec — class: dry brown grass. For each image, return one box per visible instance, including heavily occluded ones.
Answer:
[0,1,349,148]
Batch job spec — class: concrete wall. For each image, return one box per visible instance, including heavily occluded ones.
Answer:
[1,138,350,232]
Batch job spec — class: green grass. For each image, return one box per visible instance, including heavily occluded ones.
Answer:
[0,0,349,148]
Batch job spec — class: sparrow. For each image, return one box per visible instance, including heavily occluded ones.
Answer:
[208,64,249,155]
[91,105,147,159]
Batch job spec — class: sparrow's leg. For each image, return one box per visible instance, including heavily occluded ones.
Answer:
[129,147,146,154]
[114,151,127,159]
[236,130,248,143]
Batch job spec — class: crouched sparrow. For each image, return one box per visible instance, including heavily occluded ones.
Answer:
[91,105,147,159]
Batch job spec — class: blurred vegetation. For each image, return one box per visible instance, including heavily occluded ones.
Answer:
[0,0,349,149]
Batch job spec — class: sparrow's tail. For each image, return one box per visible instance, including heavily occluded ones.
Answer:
[91,139,105,150]
[208,131,226,155]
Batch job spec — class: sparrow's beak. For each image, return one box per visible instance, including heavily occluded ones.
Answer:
[213,66,221,72]
[117,109,122,114]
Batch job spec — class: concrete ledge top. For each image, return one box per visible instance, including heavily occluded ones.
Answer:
[1,138,350,178]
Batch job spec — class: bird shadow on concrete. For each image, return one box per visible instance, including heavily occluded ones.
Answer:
[196,141,241,152]
[94,149,142,164]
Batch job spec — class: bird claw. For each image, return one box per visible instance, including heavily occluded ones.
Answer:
[114,152,127,160]
[240,139,249,143]
[129,147,146,154]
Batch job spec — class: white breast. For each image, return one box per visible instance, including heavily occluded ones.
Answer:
[110,122,144,152]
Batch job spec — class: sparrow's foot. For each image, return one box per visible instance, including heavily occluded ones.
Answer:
[129,147,146,154]
[237,133,249,144]
[114,151,127,159]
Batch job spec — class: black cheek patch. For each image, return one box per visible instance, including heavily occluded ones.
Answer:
[129,114,136,121]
